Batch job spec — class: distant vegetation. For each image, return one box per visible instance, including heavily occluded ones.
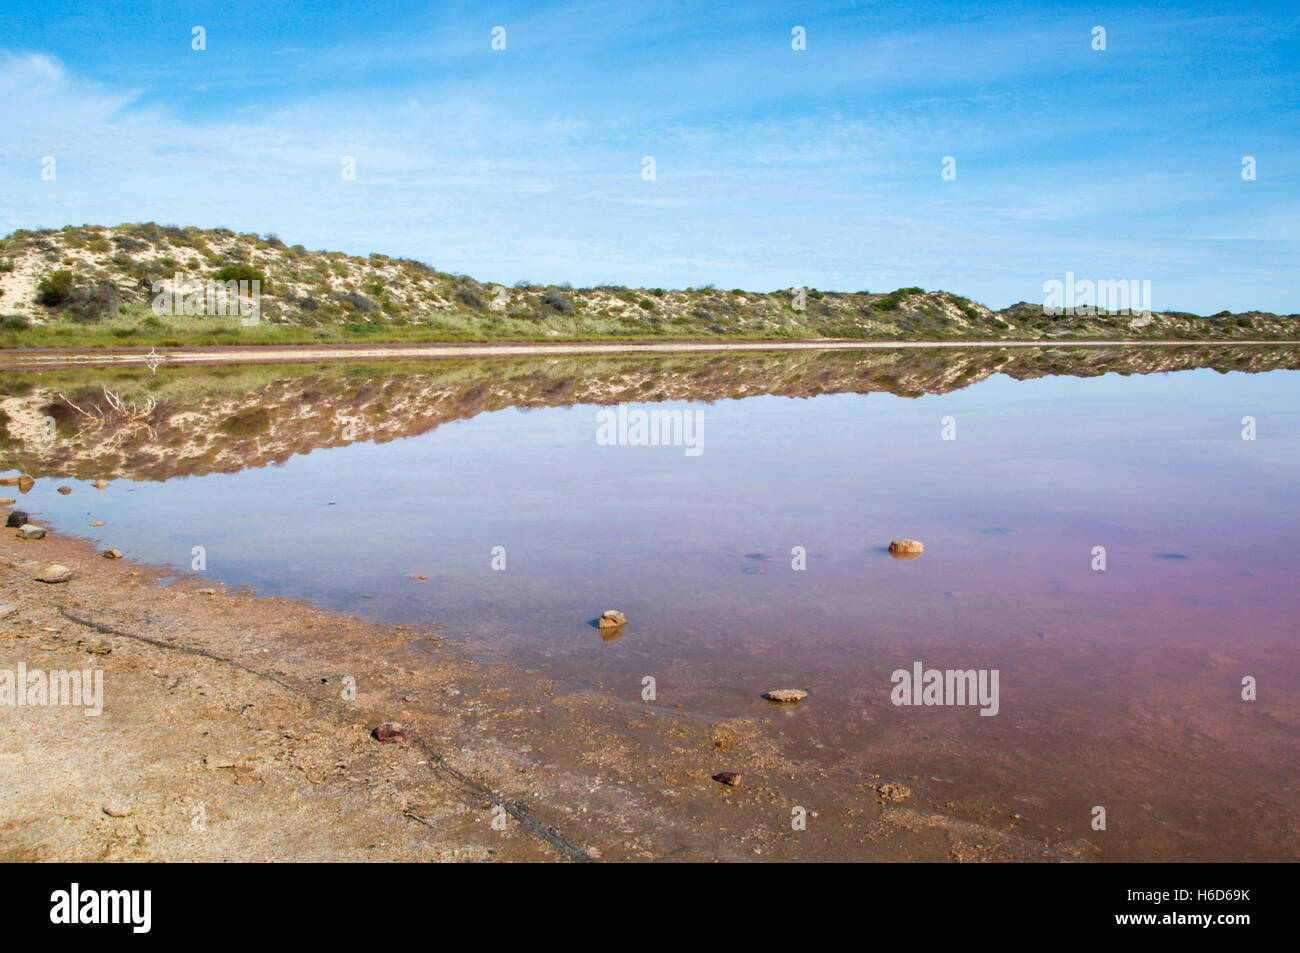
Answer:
[0,223,1295,349]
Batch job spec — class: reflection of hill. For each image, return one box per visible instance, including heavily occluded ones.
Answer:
[2,345,1298,482]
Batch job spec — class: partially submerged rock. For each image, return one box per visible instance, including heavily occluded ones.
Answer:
[598,609,626,628]
[93,480,109,490]
[17,476,34,494]
[102,548,122,559]
[888,539,924,560]
[765,688,808,703]
[56,486,72,495]
[18,524,46,540]
[0,497,13,506]
[36,564,72,584]
[5,511,28,528]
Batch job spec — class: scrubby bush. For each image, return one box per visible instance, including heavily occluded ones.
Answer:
[542,288,574,315]
[1,315,28,330]
[62,279,121,323]
[339,291,377,313]
[213,264,266,285]
[455,286,485,309]
[873,286,925,313]
[36,269,75,306]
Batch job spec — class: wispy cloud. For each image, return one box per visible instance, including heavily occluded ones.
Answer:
[1,0,1297,312]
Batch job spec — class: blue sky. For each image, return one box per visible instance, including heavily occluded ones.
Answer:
[1,0,1296,311]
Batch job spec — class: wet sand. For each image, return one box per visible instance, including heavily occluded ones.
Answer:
[1,510,1074,862]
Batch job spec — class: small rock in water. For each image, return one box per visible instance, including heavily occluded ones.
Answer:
[888,538,924,560]
[372,723,411,742]
[878,782,911,802]
[56,486,72,495]
[102,549,122,559]
[0,477,17,486]
[93,480,109,490]
[412,574,427,580]
[598,609,626,628]
[5,511,28,528]
[0,497,13,505]
[18,524,45,540]
[765,689,809,703]
[17,476,34,493]
[712,771,740,787]
[36,564,72,584]
[90,521,105,527]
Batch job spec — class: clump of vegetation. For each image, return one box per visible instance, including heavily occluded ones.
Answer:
[213,264,266,285]
[542,288,574,315]
[62,279,122,323]
[218,406,272,437]
[36,269,75,306]
[873,286,925,313]
[454,286,485,309]
[339,291,377,314]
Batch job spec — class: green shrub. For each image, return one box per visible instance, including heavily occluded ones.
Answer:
[36,269,75,306]
[213,264,266,285]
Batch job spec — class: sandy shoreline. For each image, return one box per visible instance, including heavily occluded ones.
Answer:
[0,504,1074,862]
[2,337,1297,370]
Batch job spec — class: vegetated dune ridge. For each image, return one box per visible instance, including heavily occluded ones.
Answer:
[2,344,1298,483]
[1,223,1296,346]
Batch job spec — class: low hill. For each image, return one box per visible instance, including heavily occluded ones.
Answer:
[0,223,1295,346]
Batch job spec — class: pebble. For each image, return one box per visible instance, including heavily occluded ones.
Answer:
[93,480,109,489]
[56,486,71,495]
[18,524,45,540]
[372,723,411,742]
[90,521,105,527]
[36,564,72,584]
[0,497,13,505]
[102,549,122,559]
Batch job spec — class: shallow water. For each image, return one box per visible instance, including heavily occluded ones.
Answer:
[4,347,1299,859]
